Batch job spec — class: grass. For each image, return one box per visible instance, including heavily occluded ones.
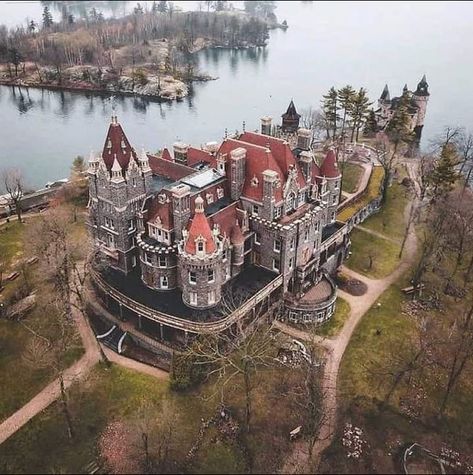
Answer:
[346,228,401,278]
[0,220,26,268]
[341,163,364,194]
[316,297,351,337]
[0,355,306,474]
[338,166,384,222]
[0,304,84,423]
[362,180,411,240]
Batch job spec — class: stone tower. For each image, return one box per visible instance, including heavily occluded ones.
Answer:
[87,115,152,274]
[179,196,224,309]
[412,74,430,142]
[319,149,341,225]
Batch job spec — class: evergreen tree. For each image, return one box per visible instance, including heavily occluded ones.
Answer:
[28,20,37,34]
[322,87,339,139]
[350,87,372,142]
[157,1,168,13]
[134,3,144,15]
[364,109,378,137]
[428,143,459,200]
[67,14,75,25]
[386,92,414,153]
[338,85,355,139]
[42,6,53,29]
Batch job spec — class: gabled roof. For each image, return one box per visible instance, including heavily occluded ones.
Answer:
[320,149,341,178]
[187,147,216,167]
[148,154,195,181]
[239,132,306,189]
[146,193,173,230]
[209,202,244,243]
[281,100,301,120]
[161,148,173,161]
[101,117,137,170]
[218,138,285,202]
[184,196,216,255]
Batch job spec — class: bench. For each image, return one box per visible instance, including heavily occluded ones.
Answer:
[402,284,425,295]
[7,272,19,281]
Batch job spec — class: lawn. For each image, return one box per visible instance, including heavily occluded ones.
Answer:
[346,228,401,279]
[338,166,384,223]
[0,304,84,423]
[362,180,411,240]
[341,163,364,194]
[0,220,26,269]
[0,357,307,474]
[316,297,351,337]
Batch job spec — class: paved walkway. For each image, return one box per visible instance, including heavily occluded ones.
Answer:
[281,161,420,473]
[0,304,101,445]
[0,287,168,446]
[102,347,168,380]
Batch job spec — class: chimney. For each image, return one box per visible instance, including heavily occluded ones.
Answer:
[173,142,189,164]
[297,128,311,150]
[261,116,272,136]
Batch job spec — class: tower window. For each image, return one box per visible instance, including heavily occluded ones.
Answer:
[145,252,152,264]
[252,204,259,215]
[190,292,197,305]
[197,241,204,253]
[189,271,197,284]
[208,290,216,305]
[272,258,280,272]
[208,269,215,283]
[274,238,281,253]
[158,256,166,267]
[254,232,261,245]
[160,275,168,289]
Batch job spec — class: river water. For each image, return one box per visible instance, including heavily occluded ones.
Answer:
[1,1,472,190]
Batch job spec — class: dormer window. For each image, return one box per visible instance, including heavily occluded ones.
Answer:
[107,139,112,149]
[216,187,224,199]
[251,175,259,187]
[121,139,126,149]
[206,193,214,204]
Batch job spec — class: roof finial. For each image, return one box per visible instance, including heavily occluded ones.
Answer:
[242,121,246,132]
[224,128,228,139]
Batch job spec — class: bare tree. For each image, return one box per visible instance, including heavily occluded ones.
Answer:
[191,319,275,435]
[374,134,396,204]
[438,299,473,417]
[2,168,25,222]
[368,316,438,409]
[457,130,473,174]
[300,107,328,145]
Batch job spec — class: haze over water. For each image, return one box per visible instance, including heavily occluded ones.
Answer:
[0,1,472,190]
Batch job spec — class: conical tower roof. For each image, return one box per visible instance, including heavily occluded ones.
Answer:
[184,196,216,255]
[380,84,390,101]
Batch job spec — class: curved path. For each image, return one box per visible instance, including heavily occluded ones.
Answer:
[281,162,420,473]
[0,292,167,446]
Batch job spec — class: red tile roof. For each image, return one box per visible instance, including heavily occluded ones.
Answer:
[320,149,341,178]
[146,194,173,230]
[102,120,137,170]
[185,197,216,255]
[218,138,285,202]
[239,132,306,188]
[187,147,215,167]
[161,148,173,161]
[209,202,238,238]
[148,154,195,181]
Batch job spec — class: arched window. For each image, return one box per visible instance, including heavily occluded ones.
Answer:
[197,241,204,253]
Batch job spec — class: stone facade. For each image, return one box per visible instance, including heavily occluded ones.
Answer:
[88,103,352,325]
[375,75,430,143]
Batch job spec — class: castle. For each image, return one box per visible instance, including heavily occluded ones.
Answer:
[375,75,430,143]
[87,102,351,348]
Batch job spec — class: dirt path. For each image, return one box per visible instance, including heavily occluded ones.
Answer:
[355,224,402,244]
[0,304,101,445]
[102,347,168,380]
[0,288,168,445]
[281,162,420,473]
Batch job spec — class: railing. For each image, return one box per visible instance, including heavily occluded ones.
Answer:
[91,268,283,334]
